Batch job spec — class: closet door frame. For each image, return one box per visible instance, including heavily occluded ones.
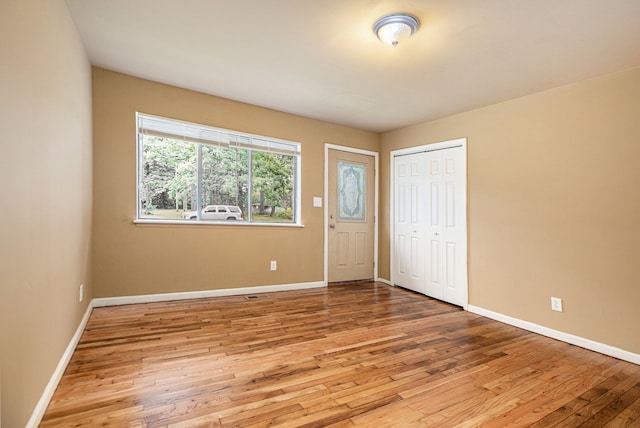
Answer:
[390,138,468,309]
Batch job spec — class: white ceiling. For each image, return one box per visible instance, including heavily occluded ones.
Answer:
[65,0,640,133]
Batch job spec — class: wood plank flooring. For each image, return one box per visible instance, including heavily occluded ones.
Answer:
[41,283,640,427]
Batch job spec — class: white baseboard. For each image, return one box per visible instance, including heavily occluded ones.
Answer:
[376,277,392,286]
[93,281,326,307]
[468,305,640,365]
[26,301,94,428]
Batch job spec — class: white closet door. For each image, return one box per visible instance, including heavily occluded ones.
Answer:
[394,153,427,293]
[424,146,467,307]
[393,142,467,307]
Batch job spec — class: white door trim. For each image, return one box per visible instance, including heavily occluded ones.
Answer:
[324,144,379,285]
[390,138,468,308]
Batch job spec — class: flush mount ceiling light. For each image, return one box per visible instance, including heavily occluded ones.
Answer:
[373,13,420,47]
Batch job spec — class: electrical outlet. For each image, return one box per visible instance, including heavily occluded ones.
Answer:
[551,296,563,312]
[270,261,277,271]
[79,284,84,302]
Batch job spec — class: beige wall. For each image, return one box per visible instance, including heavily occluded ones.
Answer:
[92,68,380,298]
[380,67,640,354]
[0,1,93,426]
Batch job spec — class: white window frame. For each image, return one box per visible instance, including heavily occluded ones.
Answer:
[135,112,302,226]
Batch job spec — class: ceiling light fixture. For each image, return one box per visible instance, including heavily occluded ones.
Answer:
[373,13,420,47]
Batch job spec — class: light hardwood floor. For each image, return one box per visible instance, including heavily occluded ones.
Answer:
[42,283,640,427]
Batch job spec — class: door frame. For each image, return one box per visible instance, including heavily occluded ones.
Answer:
[324,144,379,286]
[390,138,468,308]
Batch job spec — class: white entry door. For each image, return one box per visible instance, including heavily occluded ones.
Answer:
[393,141,467,307]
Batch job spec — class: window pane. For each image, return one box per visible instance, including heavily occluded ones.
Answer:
[251,152,296,223]
[201,145,248,221]
[337,161,366,221]
[137,113,300,225]
[139,136,197,220]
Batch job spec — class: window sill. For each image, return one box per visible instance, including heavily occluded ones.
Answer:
[133,219,304,228]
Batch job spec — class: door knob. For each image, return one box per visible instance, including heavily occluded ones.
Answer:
[329,223,335,229]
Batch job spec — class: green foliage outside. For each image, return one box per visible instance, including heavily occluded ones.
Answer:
[139,137,296,222]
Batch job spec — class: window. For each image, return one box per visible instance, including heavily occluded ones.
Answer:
[136,113,301,224]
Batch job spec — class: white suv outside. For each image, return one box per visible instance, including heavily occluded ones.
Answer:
[184,205,243,221]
